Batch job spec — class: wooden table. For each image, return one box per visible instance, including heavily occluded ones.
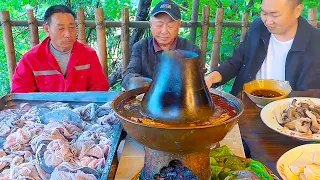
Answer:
[238,90,320,177]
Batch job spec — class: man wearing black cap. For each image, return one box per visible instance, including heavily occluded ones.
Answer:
[121,0,201,91]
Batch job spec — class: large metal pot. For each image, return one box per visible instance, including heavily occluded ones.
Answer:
[140,50,214,124]
[112,87,243,153]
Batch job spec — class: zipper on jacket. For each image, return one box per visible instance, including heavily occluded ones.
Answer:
[262,39,268,52]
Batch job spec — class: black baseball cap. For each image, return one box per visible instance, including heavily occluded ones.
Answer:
[150,0,181,20]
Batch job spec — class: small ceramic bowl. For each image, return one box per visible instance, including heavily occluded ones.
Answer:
[244,79,292,108]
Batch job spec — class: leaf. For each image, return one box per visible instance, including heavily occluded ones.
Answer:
[210,145,234,157]
[246,160,274,180]
[211,165,223,180]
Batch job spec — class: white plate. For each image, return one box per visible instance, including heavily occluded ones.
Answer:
[260,97,320,141]
[276,144,320,180]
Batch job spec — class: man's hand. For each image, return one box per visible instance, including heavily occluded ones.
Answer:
[204,71,223,88]
[126,77,152,91]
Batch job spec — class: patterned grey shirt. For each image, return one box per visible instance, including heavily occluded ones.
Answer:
[49,42,71,76]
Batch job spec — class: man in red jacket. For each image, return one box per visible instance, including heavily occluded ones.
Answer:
[11,5,109,93]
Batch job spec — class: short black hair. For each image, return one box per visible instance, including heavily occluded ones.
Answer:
[261,0,302,6]
[288,0,302,6]
[44,5,76,24]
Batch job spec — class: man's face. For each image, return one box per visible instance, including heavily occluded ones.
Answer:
[150,13,181,47]
[43,13,77,52]
[261,0,302,35]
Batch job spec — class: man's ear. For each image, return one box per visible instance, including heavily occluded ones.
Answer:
[43,23,49,36]
[295,4,303,18]
[149,20,152,28]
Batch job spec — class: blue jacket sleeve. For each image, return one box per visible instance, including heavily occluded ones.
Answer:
[121,41,144,89]
[194,45,203,68]
[216,34,248,85]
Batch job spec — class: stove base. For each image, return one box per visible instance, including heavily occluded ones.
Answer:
[139,145,218,180]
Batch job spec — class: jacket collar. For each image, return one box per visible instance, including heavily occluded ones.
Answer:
[259,16,311,52]
[38,37,80,76]
[38,37,62,73]
[290,17,312,52]
[150,37,181,52]
[153,38,178,52]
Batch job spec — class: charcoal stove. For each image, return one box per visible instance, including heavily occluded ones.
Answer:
[112,50,243,180]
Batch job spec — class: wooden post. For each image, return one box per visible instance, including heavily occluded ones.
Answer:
[121,8,130,72]
[27,9,39,47]
[240,12,249,42]
[77,9,86,44]
[190,0,200,43]
[240,0,253,42]
[94,8,108,76]
[199,6,210,69]
[210,8,224,71]
[0,11,16,81]
[308,8,318,28]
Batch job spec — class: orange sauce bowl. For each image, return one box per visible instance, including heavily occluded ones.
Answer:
[244,79,292,108]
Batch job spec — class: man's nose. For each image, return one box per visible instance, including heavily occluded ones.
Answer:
[64,29,71,37]
[265,17,274,26]
[160,24,169,34]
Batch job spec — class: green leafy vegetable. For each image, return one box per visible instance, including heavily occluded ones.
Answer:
[218,167,232,180]
[210,145,274,180]
[210,145,234,157]
[211,165,223,179]
[246,160,274,180]
[224,156,247,171]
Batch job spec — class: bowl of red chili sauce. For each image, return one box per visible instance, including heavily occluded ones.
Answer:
[244,79,292,108]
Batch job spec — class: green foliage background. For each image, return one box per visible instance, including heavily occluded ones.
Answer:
[0,0,319,95]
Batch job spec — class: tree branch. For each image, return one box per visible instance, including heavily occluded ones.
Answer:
[177,3,216,18]
[86,27,95,43]
[15,50,22,56]
[13,28,29,39]
[65,0,71,8]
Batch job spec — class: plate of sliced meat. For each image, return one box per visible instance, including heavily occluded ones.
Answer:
[260,97,320,141]
[277,144,320,180]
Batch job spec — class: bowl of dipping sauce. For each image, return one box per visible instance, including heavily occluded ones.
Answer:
[244,79,292,108]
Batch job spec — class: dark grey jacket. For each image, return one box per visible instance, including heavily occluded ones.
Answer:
[217,17,320,95]
[122,36,201,89]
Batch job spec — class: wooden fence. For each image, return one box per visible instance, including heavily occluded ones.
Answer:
[0,7,319,83]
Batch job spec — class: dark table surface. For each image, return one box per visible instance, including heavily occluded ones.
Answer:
[238,90,320,177]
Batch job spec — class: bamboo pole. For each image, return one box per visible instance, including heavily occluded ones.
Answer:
[94,8,108,76]
[308,8,318,28]
[190,0,200,43]
[27,9,39,47]
[77,9,86,44]
[121,8,130,72]
[210,8,224,71]
[240,0,253,42]
[199,6,210,70]
[240,12,249,42]
[0,11,16,81]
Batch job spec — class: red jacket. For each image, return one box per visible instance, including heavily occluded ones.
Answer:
[11,37,110,92]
